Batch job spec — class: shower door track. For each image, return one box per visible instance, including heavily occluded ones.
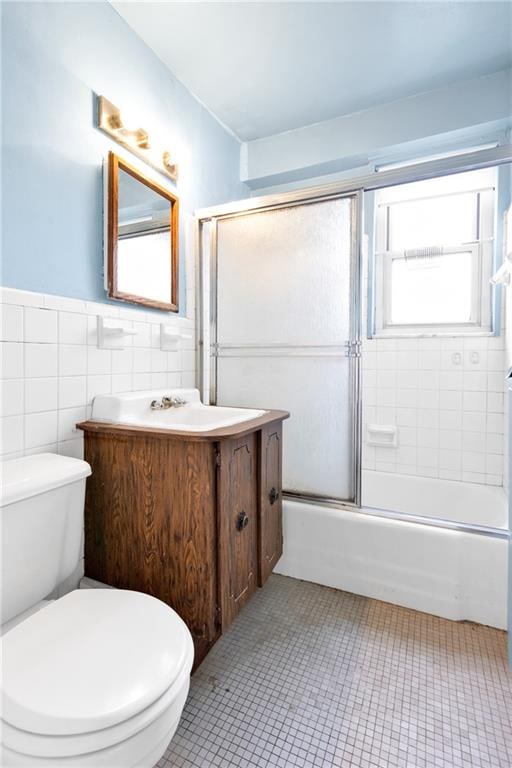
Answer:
[198,189,363,507]
[358,506,509,540]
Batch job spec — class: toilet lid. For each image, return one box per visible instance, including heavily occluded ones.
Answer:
[1,589,193,736]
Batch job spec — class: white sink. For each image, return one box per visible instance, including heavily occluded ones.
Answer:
[91,389,266,432]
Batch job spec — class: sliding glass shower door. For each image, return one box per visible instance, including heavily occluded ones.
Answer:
[207,194,361,504]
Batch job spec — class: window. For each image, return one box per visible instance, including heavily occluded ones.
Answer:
[372,168,496,336]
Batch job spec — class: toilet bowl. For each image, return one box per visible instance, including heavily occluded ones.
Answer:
[1,589,194,767]
[1,453,194,767]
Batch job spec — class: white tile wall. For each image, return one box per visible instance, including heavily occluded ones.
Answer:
[0,286,197,460]
[362,334,506,486]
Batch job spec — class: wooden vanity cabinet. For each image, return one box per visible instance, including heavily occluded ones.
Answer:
[78,411,288,668]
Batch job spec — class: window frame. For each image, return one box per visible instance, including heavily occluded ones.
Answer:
[372,180,495,338]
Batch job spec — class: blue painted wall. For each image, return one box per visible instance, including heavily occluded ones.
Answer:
[1,1,248,310]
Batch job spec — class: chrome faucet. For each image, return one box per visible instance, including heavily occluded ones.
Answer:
[150,395,187,410]
[165,395,187,408]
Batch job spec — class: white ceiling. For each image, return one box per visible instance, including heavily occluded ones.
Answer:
[112,1,512,142]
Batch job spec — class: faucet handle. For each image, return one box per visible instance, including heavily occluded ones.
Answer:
[150,394,187,410]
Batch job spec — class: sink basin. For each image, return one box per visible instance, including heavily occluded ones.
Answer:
[91,389,266,432]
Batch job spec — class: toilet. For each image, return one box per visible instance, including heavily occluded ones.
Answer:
[0,453,194,767]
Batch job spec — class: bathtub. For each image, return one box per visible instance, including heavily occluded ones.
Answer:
[275,472,509,629]
[362,470,508,529]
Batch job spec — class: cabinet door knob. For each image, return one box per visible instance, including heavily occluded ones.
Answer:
[236,510,249,531]
[269,487,280,505]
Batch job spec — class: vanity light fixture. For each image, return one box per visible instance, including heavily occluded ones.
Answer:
[97,95,178,183]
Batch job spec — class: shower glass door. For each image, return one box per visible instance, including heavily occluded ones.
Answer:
[208,194,361,504]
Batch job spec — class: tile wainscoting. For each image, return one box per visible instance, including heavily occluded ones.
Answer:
[0,286,197,460]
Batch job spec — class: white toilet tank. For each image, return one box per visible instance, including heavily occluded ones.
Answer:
[0,453,91,626]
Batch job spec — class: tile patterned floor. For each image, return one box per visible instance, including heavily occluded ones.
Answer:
[156,575,511,768]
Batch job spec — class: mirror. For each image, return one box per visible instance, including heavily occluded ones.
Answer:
[106,152,179,311]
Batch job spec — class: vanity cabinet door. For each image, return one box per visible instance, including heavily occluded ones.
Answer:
[258,423,283,585]
[218,434,258,629]
[84,433,219,664]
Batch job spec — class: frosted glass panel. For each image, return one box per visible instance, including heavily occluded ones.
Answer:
[215,196,358,502]
[217,356,353,499]
[217,199,352,346]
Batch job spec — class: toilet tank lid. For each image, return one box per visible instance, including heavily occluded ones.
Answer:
[0,453,91,507]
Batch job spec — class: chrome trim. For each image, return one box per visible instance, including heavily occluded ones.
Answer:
[194,218,203,396]
[197,219,208,401]
[212,344,349,358]
[358,505,509,540]
[284,491,359,511]
[196,145,512,221]
[209,219,218,405]
[351,191,363,507]
[213,353,349,358]
[213,342,348,349]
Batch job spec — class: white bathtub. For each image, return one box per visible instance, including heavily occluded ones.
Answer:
[275,473,509,629]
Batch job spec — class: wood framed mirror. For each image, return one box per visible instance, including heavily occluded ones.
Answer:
[106,152,179,312]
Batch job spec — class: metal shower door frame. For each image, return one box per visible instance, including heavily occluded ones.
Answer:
[197,189,364,509]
